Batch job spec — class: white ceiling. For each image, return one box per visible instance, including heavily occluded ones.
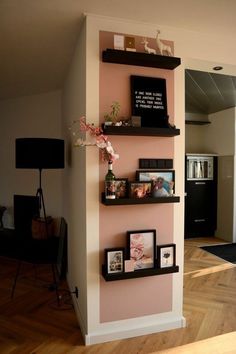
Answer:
[1,0,236,101]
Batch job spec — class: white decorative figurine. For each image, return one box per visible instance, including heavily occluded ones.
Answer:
[156,30,173,56]
[141,37,156,54]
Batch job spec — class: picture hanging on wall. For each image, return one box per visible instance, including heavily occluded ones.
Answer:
[127,229,156,270]
[130,75,168,128]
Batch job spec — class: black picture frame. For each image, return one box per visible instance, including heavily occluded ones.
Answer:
[130,75,168,128]
[105,248,125,274]
[129,181,152,198]
[114,178,128,198]
[127,229,156,270]
[156,244,176,268]
[136,170,175,196]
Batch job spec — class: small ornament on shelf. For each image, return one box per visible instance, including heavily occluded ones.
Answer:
[104,101,121,126]
[141,37,156,55]
[156,30,173,56]
[131,115,141,127]
[105,160,116,199]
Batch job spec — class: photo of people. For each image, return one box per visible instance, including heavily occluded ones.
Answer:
[106,249,124,274]
[136,170,175,197]
[130,182,152,198]
[152,177,171,197]
[114,179,127,198]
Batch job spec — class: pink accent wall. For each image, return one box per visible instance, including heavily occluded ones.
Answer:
[99,31,175,323]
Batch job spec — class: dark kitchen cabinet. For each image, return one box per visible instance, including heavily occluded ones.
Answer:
[185,155,217,238]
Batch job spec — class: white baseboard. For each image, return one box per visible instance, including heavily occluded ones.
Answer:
[85,315,186,345]
[67,278,186,346]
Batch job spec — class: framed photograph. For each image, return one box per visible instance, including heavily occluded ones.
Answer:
[129,181,152,198]
[136,170,175,197]
[156,244,176,268]
[114,178,128,198]
[105,248,125,274]
[127,229,156,270]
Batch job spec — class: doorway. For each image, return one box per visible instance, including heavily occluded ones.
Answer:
[185,60,236,243]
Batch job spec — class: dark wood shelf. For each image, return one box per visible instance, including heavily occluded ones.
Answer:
[101,193,180,205]
[102,49,181,70]
[102,125,180,137]
[102,264,179,281]
[185,120,211,125]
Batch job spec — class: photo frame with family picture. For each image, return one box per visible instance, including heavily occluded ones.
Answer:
[156,244,176,268]
[127,229,156,270]
[104,248,125,274]
[129,181,152,199]
[136,170,175,197]
[114,178,128,198]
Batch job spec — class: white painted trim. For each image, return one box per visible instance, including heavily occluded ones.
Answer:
[69,273,186,346]
[85,315,186,345]
[85,16,101,334]
[68,279,87,341]
[173,62,185,319]
[233,108,236,243]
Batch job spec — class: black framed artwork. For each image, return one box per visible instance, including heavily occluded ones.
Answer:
[136,170,175,196]
[104,248,125,274]
[156,244,176,268]
[114,178,128,198]
[127,229,156,270]
[130,75,168,128]
[129,181,152,198]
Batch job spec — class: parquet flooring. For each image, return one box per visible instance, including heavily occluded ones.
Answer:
[1,237,236,353]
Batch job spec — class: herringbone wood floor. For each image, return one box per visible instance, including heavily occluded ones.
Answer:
[1,237,236,353]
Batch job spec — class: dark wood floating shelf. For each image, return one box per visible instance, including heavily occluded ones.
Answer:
[101,193,180,205]
[102,125,180,137]
[185,120,211,125]
[102,264,179,281]
[102,49,181,70]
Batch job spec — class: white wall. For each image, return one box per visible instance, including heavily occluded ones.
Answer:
[205,108,236,241]
[185,124,207,153]
[217,155,234,241]
[204,108,235,155]
[0,90,63,226]
[61,19,89,335]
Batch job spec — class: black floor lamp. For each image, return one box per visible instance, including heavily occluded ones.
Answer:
[15,138,65,236]
[11,138,64,305]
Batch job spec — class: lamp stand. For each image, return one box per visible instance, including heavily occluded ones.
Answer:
[35,168,60,305]
[36,168,48,238]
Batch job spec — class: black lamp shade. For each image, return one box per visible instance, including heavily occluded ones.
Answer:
[15,138,64,169]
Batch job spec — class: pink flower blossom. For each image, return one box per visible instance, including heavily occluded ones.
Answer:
[70,116,119,163]
[130,234,144,261]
